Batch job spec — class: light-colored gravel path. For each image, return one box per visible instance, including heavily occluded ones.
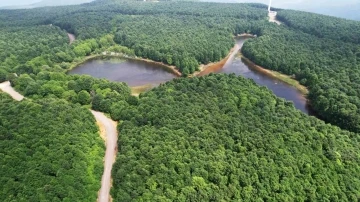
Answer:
[91,110,118,202]
[269,12,281,25]
[0,81,24,101]
[68,33,76,44]
[1,80,117,201]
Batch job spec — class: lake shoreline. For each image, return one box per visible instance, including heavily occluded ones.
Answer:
[240,54,309,95]
[194,44,238,77]
[67,53,182,77]
[67,33,256,78]
[68,35,308,100]
[193,34,256,77]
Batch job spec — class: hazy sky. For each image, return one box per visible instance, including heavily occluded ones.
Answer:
[1,0,359,8]
[1,0,359,7]
[1,0,359,20]
[202,0,360,20]
[241,0,359,9]
[0,0,94,7]
[0,0,41,7]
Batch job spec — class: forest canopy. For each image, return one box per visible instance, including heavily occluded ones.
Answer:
[111,74,360,201]
[0,94,104,202]
[242,12,360,133]
[1,0,360,201]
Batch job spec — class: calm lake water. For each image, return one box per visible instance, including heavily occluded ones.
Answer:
[69,38,311,114]
[69,58,177,87]
[200,38,311,114]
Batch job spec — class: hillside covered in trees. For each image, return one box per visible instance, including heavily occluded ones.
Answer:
[0,94,104,201]
[1,0,360,200]
[242,10,360,133]
[0,0,269,76]
[111,74,360,201]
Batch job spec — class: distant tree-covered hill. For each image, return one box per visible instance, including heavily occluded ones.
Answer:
[0,0,93,9]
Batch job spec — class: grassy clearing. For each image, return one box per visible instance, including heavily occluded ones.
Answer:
[131,84,153,96]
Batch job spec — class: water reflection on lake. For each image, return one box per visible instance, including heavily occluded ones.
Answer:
[69,58,177,87]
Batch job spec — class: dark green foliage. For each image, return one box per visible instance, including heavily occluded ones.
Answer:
[52,12,114,40]
[242,14,360,133]
[0,0,268,75]
[0,94,104,202]
[2,1,360,201]
[114,15,233,74]
[277,10,360,44]
[0,26,68,71]
[111,74,360,201]
[0,69,7,82]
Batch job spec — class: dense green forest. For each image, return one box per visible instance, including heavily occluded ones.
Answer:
[10,72,132,115]
[242,11,360,133]
[276,10,360,44]
[111,74,360,201]
[0,94,104,201]
[2,0,360,200]
[0,26,68,73]
[0,0,268,75]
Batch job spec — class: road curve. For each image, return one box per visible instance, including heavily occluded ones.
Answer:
[1,81,117,201]
[0,81,24,101]
[91,110,118,202]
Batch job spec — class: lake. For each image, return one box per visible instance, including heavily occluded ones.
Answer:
[69,58,178,87]
[69,39,311,114]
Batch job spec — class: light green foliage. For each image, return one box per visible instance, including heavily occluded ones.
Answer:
[99,34,115,48]
[78,90,91,105]
[0,94,104,202]
[13,72,131,111]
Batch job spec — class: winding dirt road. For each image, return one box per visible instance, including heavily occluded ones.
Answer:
[0,81,24,101]
[91,110,118,202]
[1,81,117,201]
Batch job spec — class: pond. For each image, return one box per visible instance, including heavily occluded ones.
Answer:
[69,58,177,87]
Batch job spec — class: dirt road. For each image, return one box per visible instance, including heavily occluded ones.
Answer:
[68,33,76,44]
[1,80,117,201]
[269,12,281,25]
[0,81,24,101]
[91,110,118,202]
